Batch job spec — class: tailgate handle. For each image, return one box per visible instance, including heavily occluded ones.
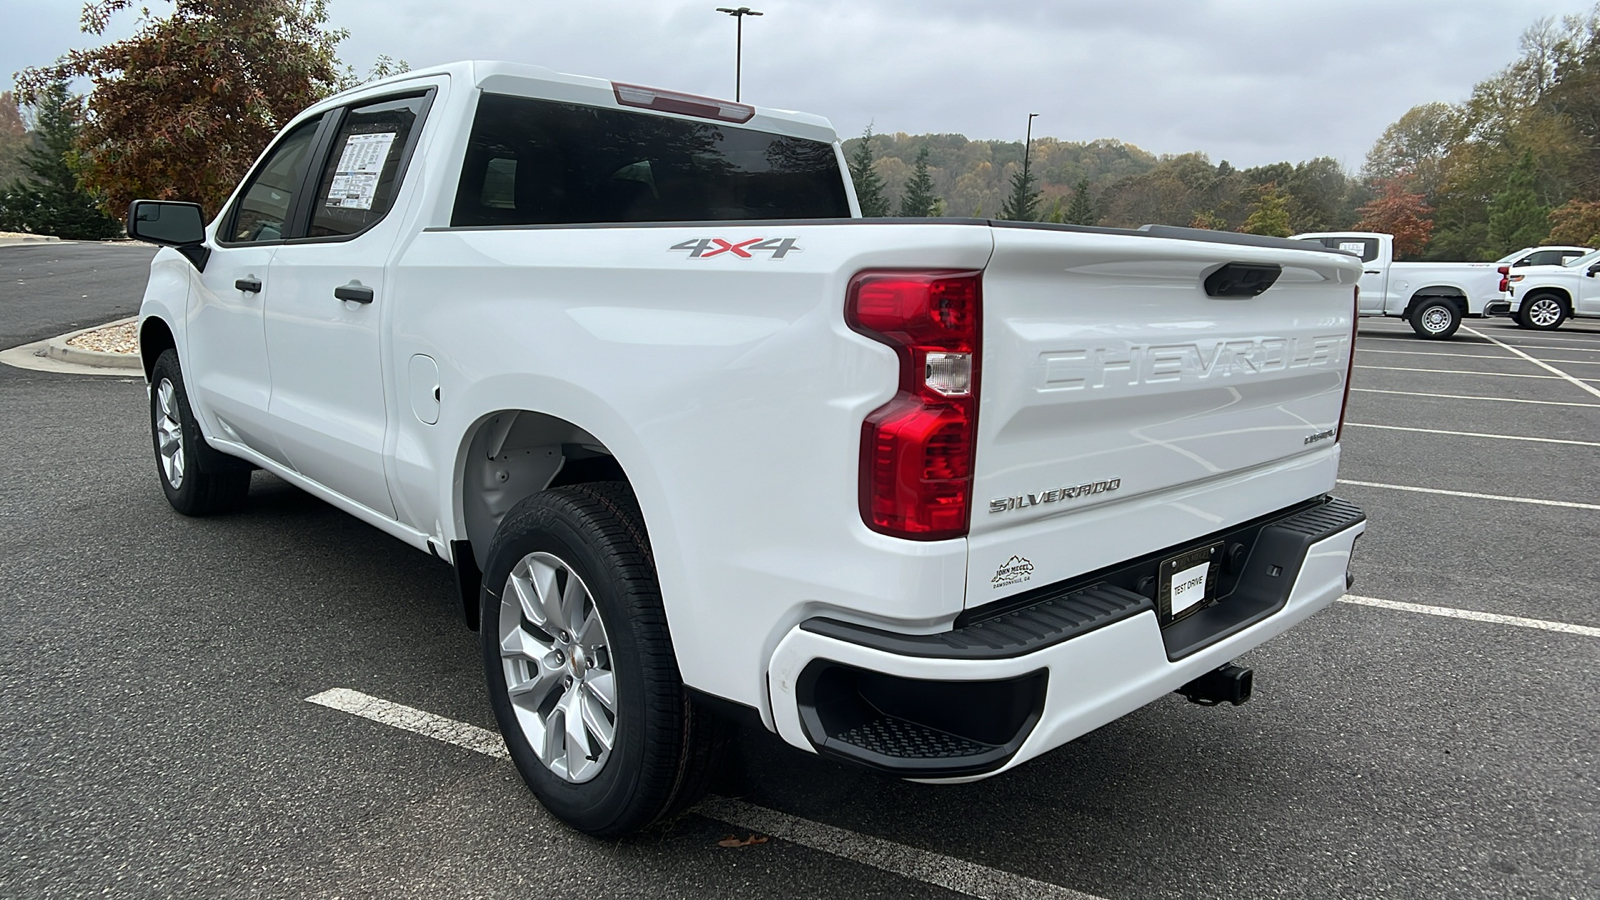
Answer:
[1204,263,1281,298]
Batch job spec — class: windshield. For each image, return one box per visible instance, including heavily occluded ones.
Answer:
[1563,249,1600,268]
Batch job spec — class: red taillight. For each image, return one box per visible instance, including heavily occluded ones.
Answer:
[1498,265,1511,293]
[847,270,982,540]
[1337,285,1358,443]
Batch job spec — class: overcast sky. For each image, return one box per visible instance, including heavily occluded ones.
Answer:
[2,0,1590,170]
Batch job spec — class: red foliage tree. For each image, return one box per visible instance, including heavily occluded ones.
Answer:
[16,0,347,217]
[1355,178,1435,258]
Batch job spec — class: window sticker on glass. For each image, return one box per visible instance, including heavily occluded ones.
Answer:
[1339,241,1367,255]
[326,132,397,210]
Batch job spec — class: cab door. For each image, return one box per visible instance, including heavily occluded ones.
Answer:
[1578,260,1600,317]
[262,91,433,518]
[186,114,328,465]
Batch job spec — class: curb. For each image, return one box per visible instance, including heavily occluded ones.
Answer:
[45,318,142,370]
[0,235,63,247]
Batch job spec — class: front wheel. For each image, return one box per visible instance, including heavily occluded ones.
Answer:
[149,350,250,515]
[481,482,725,837]
[1408,297,1462,339]
[1519,293,1568,331]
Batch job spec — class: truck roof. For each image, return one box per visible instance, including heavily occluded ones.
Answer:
[322,59,841,145]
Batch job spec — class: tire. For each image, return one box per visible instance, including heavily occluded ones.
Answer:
[1519,293,1568,331]
[1408,297,1462,339]
[149,350,251,515]
[481,482,726,837]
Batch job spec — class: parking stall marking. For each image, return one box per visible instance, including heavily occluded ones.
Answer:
[1344,422,1600,447]
[1351,388,1600,408]
[305,689,1109,900]
[1340,596,1600,638]
[1462,326,1600,400]
[1354,365,1571,381]
[1355,348,1518,362]
[1337,479,1600,511]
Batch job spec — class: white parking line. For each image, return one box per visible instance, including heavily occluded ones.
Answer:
[304,689,1107,900]
[1341,596,1600,638]
[1345,423,1600,447]
[1351,388,1600,408]
[1356,348,1515,361]
[1486,342,1600,354]
[1337,479,1600,511]
[1463,326,1600,400]
[1354,365,1567,380]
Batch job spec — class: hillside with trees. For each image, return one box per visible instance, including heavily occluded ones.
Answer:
[1,2,1597,256]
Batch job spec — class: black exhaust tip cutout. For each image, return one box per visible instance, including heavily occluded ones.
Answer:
[1177,663,1254,707]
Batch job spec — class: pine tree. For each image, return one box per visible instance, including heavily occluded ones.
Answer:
[1239,182,1293,238]
[1487,152,1549,255]
[897,145,938,217]
[1000,164,1040,221]
[848,125,890,217]
[1065,177,1096,226]
[1046,197,1064,223]
[0,80,120,239]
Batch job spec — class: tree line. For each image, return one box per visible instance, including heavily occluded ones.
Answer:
[3,1,1598,259]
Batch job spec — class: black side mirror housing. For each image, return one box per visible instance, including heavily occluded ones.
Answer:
[127,200,210,271]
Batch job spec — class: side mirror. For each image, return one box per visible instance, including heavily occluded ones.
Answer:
[1588,263,1600,277]
[127,200,209,270]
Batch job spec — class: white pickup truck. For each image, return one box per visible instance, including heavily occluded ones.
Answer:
[1488,248,1600,330]
[1294,231,1512,338]
[128,61,1367,837]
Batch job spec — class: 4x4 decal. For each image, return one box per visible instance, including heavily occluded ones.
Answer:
[670,238,800,259]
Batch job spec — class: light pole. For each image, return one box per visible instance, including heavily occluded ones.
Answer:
[1022,112,1039,189]
[716,7,763,101]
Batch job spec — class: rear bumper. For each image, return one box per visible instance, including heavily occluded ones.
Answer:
[765,497,1365,780]
[1485,299,1514,317]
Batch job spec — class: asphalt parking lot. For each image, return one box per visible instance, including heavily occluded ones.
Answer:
[2,243,1597,899]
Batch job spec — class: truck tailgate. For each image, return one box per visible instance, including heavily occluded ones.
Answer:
[968,225,1360,605]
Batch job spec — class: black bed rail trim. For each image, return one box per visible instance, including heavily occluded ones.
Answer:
[421,217,1352,255]
[802,583,1150,661]
[800,496,1366,662]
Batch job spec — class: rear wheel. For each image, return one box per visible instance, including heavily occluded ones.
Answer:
[481,482,725,837]
[148,350,250,515]
[1520,293,1568,331]
[1408,297,1462,339]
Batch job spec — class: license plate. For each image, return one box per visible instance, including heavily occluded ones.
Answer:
[1160,543,1223,624]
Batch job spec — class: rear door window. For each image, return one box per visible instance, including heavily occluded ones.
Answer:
[308,94,429,238]
[452,92,850,227]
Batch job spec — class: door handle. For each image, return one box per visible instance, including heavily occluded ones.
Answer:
[1364,270,1380,275]
[235,278,262,293]
[335,284,375,304]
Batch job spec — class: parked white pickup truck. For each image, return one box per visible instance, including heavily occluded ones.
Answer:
[1487,248,1600,330]
[128,61,1367,837]
[1294,231,1507,338]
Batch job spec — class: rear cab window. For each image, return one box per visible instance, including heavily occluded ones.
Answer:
[451,92,850,227]
[309,94,430,238]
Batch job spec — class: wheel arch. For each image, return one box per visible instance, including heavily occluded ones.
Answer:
[138,315,177,382]
[1404,287,1467,318]
[1522,286,1573,310]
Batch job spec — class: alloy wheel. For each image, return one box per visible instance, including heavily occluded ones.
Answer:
[155,378,185,489]
[498,551,617,783]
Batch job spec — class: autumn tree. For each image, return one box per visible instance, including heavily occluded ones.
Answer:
[0,80,121,239]
[1064,177,1096,225]
[1239,183,1293,237]
[1357,179,1435,258]
[897,145,938,217]
[0,92,28,187]
[847,125,891,217]
[1361,102,1461,199]
[1545,199,1600,245]
[17,0,349,217]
